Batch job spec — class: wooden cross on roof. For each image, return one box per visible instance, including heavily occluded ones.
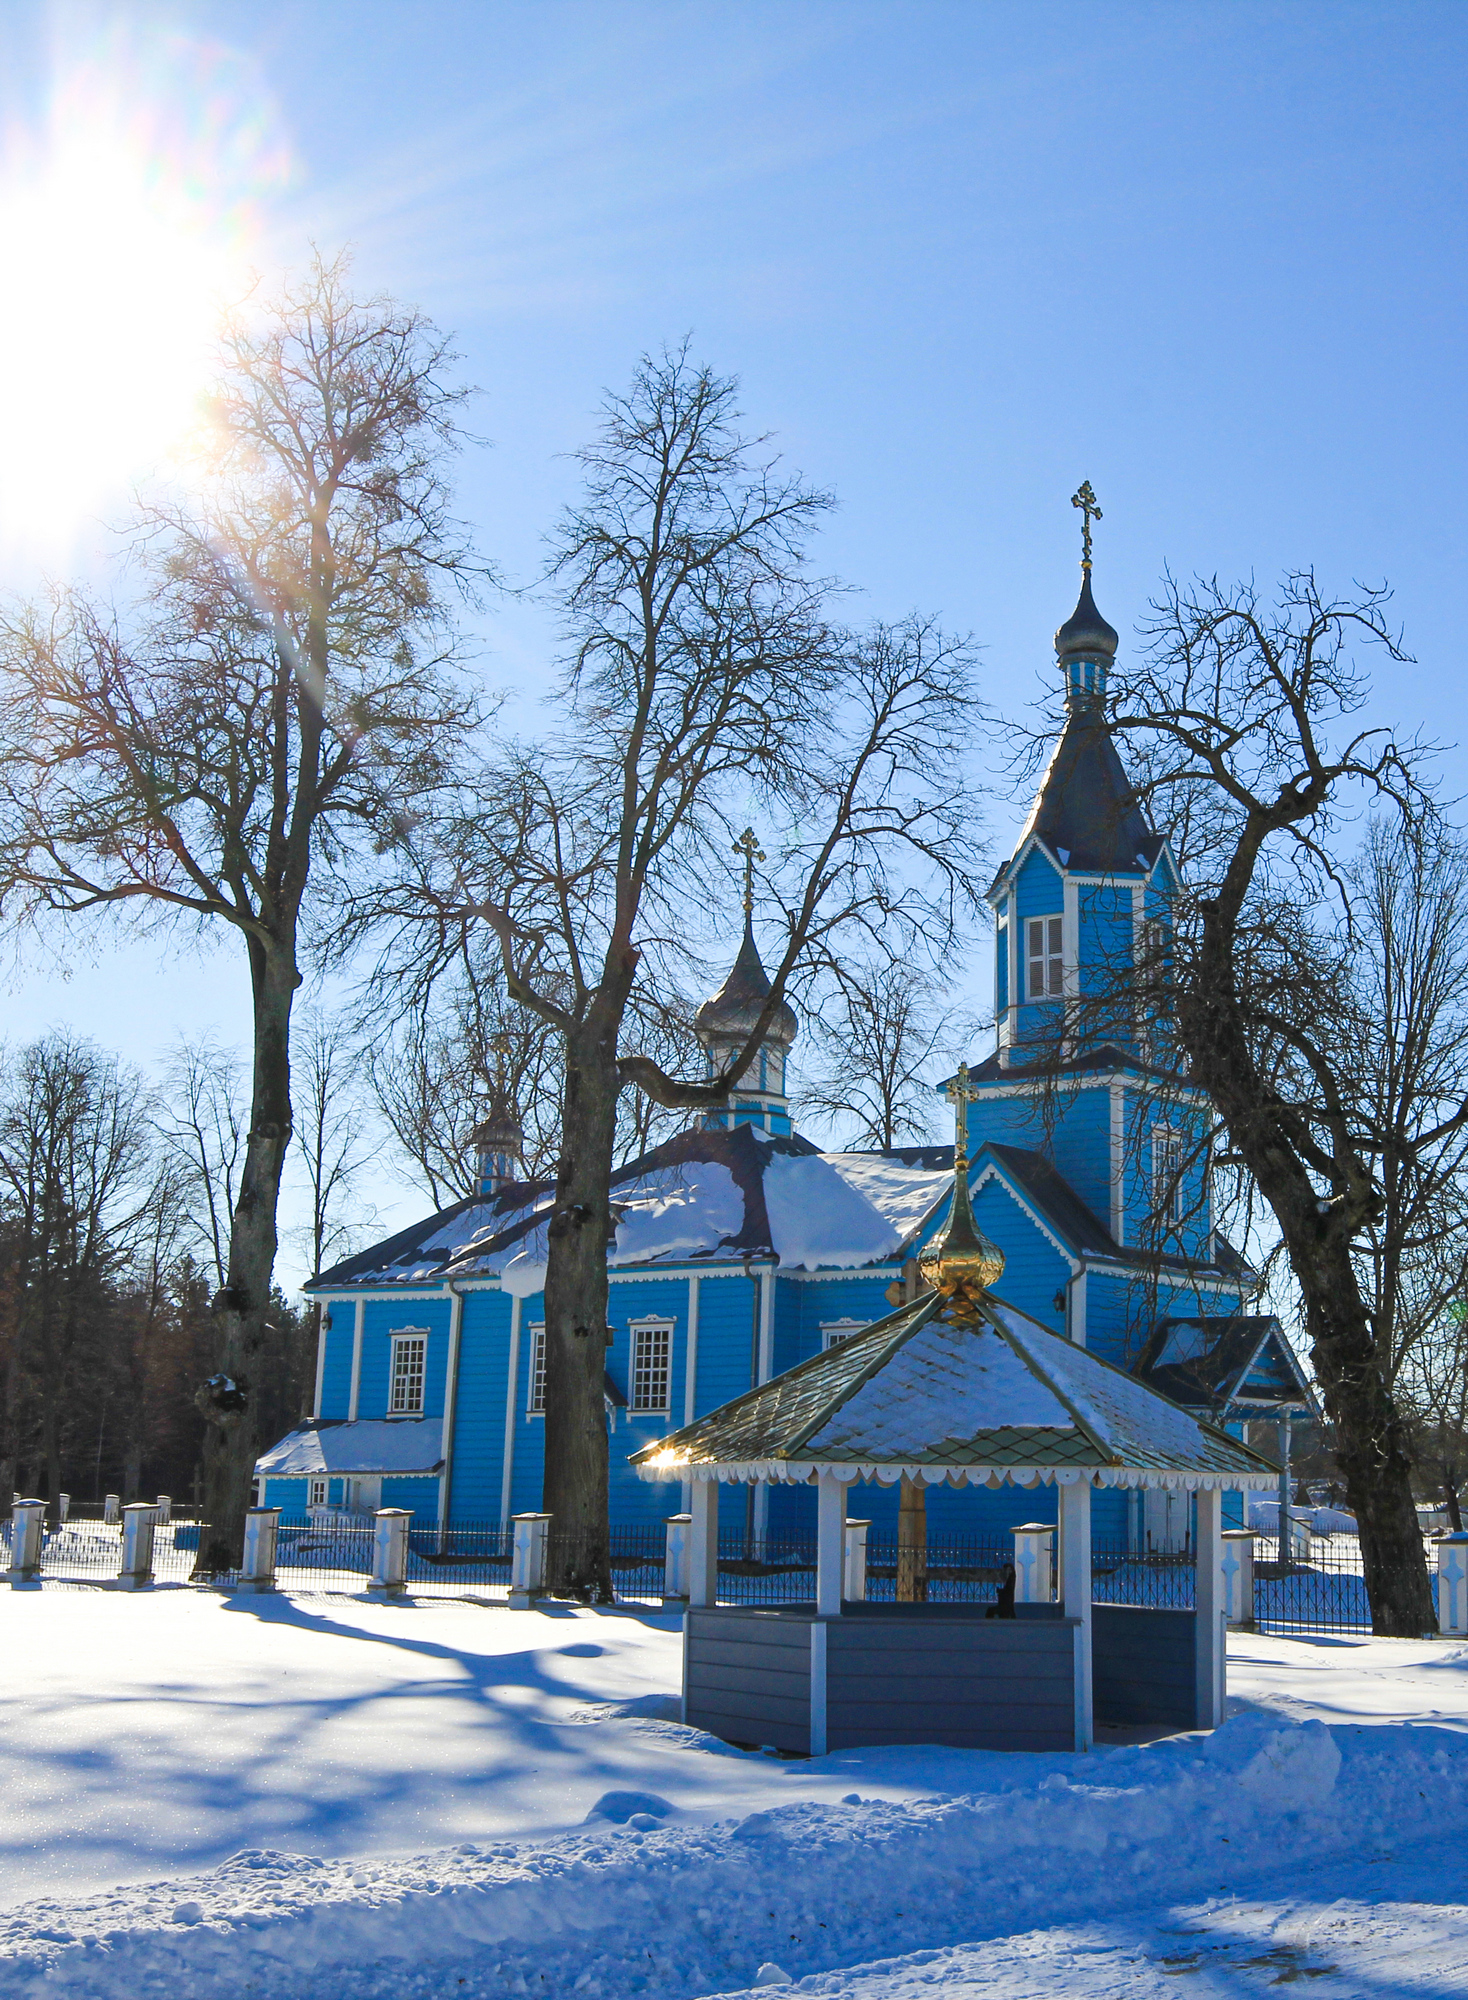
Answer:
[733,826,765,917]
[1071,480,1102,571]
[944,1061,979,1166]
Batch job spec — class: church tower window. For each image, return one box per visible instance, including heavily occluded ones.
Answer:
[1153,1128,1184,1224]
[1027,916,1064,999]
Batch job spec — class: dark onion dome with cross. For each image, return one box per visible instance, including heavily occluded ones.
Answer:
[468,1097,525,1196]
[693,921,799,1052]
[1002,483,1161,877]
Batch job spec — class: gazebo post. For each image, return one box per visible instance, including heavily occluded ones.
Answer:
[688,1478,719,1608]
[1194,1486,1225,1728]
[1058,1477,1093,1751]
[816,1474,846,1617]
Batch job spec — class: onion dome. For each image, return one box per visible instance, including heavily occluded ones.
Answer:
[1054,568,1119,666]
[694,919,797,1048]
[919,1063,1005,1315]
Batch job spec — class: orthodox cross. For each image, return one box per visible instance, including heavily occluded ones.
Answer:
[944,1060,980,1166]
[733,826,765,917]
[1071,480,1102,571]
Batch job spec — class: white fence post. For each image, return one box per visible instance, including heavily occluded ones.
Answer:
[1194,1487,1226,1732]
[1437,1531,1468,1637]
[1222,1528,1256,1629]
[369,1508,413,1597]
[103,1493,121,1527]
[57,1493,69,1524]
[240,1508,282,1594]
[155,1495,172,1524]
[117,1502,157,1589]
[509,1512,551,1608]
[1012,1523,1055,1603]
[843,1519,870,1603]
[8,1499,45,1583]
[663,1513,691,1603]
[688,1481,719,1608]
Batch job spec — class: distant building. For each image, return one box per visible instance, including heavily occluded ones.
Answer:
[258,532,1301,1546]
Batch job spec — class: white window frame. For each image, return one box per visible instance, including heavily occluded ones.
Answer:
[1026,915,1064,1000]
[1153,1126,1185,1225]
[821,1317,869,1350]
[628,1317,674,1416]
[389,1331,428,1415]
[527,1322,546,1415]
[308,1477,327,1509]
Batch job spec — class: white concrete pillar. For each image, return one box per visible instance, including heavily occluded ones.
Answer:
[8,1499,45,1582]
[816,1474,847,1618]
[117,1502,157,1589]
[103,1493,121,1527]
[843,1519,870,1603]
[1012,1523,1056,1603]
[508,1511,551,1608]
[1221,1527,1256,1630]
[1194,1487,1226,1729]
[240,1508,282,1594]
[688,1482,720,1608]
[1058,1478,1092,1751]
[370,1508,413,1597]
[663,1513,691,1602]
[155,1495,172,1524]
[1438,1531,1468,1637]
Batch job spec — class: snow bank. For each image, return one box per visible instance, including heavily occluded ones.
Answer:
[3,1712,1465,1999]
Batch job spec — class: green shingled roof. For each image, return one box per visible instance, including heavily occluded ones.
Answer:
[630,1288,1276,1491]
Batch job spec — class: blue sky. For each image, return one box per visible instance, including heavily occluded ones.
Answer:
[1,1,1464,1283]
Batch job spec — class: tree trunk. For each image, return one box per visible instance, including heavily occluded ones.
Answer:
[193,946,297,1575]
[539,1011,621,1603]
[1181,913,1436,1637]
[897,1475,927,1603]
[1445,1471,1463,1534]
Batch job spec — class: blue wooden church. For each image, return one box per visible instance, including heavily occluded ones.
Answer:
[258,531,1308,1548]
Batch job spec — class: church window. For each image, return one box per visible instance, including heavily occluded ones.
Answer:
[630,1320,672,1413]
[821,1317,868,1349]
[389,1333,427,1414]
[1026,916,1064,998]
[1153,1129,1185,1224]
[308,1477,327,1509]
[528,1324,547,1414]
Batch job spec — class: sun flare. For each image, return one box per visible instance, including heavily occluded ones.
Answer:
[0,40,288,558]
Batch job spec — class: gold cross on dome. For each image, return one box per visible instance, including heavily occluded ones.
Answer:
[944,1061,979,1162]
[1071,480,1102,570]
[733,826,765,917]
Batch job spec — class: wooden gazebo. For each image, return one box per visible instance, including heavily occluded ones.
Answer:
[631,1069,1274,1755]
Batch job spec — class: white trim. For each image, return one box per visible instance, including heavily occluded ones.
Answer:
[636,1459,1276,1491]
[1062,872,1080,1004]
[820,1317,870,1349]
[758,1269,774,1382]
[347,1298,365,1421]
[683,1275,701,1427]
[627,1315,675,1416]
[1070,1268,1087,1347]
[312,1309,329,1419]
[438,1288,464,1534]
[969,1160,1080,1273]
[1110,1084,1126,1246]
[500,1294,522,1527]
[526,1321,547,1416]
[809,1621,828,1756]
[388,1329,429,1415]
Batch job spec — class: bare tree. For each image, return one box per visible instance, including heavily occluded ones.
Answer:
[376,351,983,1596]
[0,1035,168,1521]
[796,960,983,1151]
[0,256,487,1569]
[1095,570,1448,1634]
[290,1010,378,1282]
[155,1038,247,1290]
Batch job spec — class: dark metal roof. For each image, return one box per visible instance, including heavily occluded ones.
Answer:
[1008,705,1162,876]
[1131,1316,1315,1417]
[694,919,797,1046]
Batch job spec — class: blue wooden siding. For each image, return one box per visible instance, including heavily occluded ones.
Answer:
[261,1476,310,1520]
[972,1177,1071,1334]
[443,1290,514,1523]
[381,1475,440,1521]
[356,1298,451,1419]
[318,1323,354,1418]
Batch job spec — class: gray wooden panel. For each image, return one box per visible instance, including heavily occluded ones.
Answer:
[687,1662,811,1704]
[688,1611,811,1651]
[1093,1605,1198,1728]
[687,1636,816,1675]
[827,1717,1074,1752]
[830,1670,1073,1706]
[828,1620,1074,1655]
[686,1683,810,1726]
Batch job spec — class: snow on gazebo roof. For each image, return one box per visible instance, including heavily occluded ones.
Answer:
[631,1062,1275,1496]
[630,1287,1275,1492]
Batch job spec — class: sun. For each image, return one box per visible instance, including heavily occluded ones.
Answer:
[0,39,288,560]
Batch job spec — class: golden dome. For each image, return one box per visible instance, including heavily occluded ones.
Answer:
[921,1061,1005,1319]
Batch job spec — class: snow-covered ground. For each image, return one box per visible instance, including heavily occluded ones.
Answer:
[1,1584,1466,1996]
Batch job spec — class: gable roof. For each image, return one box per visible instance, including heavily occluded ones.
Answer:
[256,1418,444,1478]
[309,1121,953,1292]
[1132,1316,1316,1416]
[631,1286,1275,1492]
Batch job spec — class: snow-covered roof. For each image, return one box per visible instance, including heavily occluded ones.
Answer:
[631,1287,1276,1492]
[255,1420,444,1478]
[307,1123,954,1291]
